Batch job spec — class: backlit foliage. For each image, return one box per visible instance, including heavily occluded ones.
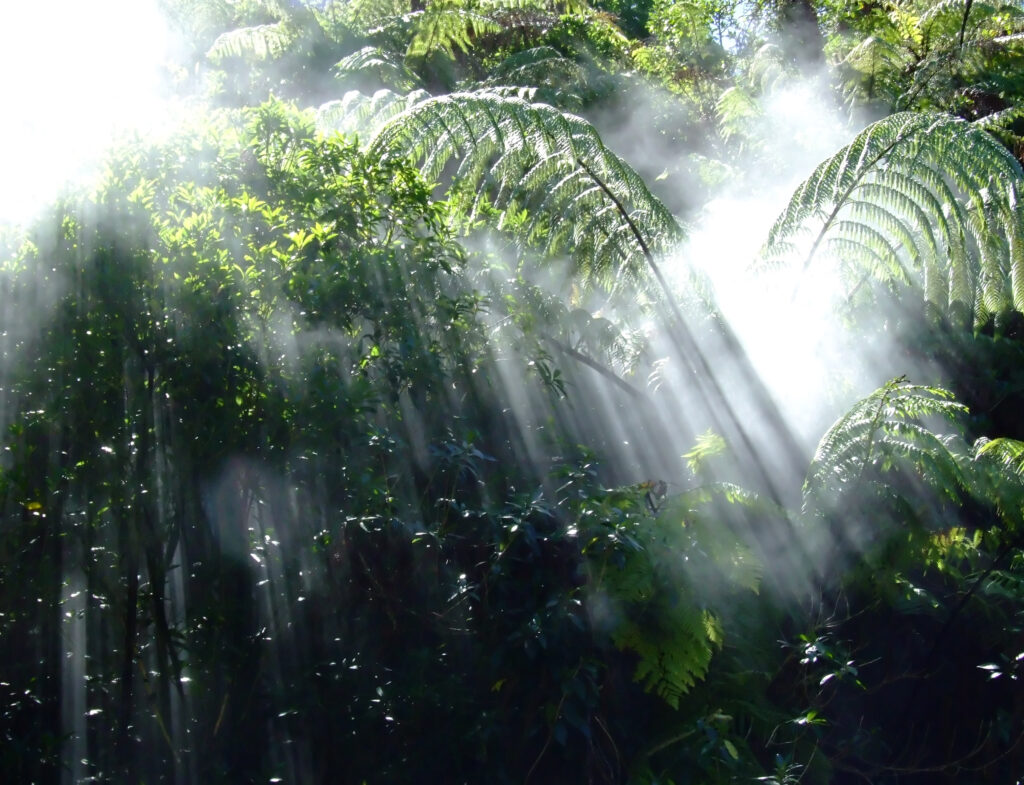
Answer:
[761,112,1024,328]
[368,89,684,289]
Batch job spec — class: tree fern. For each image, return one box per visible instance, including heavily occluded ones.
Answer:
[317,88,432,138]
[973,105,1024,151]
[973,437,1024,529]
[406,0,504,57]
[351,0,586,61]
[803,378,969,511]
[365,89,683,287]
[332,46,422,91]
[716,44,794,150]
[838,34,913,107]
[761,112,1024,328]
[599,552,720,708]
[477,46,596,110]
[835,0,1024,115]
[976,437,1024,479]
[203,1,354,63]
[207,21,299,61]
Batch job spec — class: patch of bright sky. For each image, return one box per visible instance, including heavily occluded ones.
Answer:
[0,0,179,224]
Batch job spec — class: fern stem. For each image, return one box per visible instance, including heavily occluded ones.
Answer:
[958,0,974,51]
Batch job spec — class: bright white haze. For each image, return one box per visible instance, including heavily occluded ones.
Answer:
[0,0,175,223]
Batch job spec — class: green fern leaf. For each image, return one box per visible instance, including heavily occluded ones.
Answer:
[207,22,297,62]
[762,113,1024,327]
[974,437,1024,528]
[332,46,422,91]
[316,88,432,138]
[366,89,683,287]
[804,378,969,511]
[586,477,768,708]
[480,46,593,109]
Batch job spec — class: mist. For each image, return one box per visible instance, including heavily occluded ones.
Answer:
[0,1,179,224]
[1,4,1018,783]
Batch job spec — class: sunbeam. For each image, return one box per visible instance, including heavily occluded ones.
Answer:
[0,1,175,223]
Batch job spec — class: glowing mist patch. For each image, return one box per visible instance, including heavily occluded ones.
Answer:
[0,0,176,223]
[677,193,857,447]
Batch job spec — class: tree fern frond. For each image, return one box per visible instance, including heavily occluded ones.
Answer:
[367,89,683,287]
[838,35,912,106]
[397,0,575,61]
[479,46,592,109]
[332,46,422,91]
[842,35,911,73]
[316,89,431,138]
[590,479,768,708]
[975,437,1024,479]
[613,607,718,708]
[491,44,566,74]
[761,112,1024,326]
[973,437,1024,528]
[207,21,297,61]
[715,86,760,143]
[407,1,503,57]
[747,43,790,94]
[918,0,1017,34]
[804,378,969,511]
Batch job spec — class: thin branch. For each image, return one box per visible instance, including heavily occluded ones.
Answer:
[544,336,645,399]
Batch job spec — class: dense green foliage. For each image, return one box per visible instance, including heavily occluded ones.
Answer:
[2,0,1024,783]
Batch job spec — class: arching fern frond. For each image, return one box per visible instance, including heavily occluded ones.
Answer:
[596,548,719,708]
[366,89,684,288]
[715,44,796,153]
[838,34,912,106]
[973,437,1024,529]
[207,21,298,62]
[974,105,1024,150]
[836,0,1024,115]
[316,88,431,138]
[803,378,969,512]
[587,480,766,708]
[976,437,1024,479]
[406,0,503,57]
[332,46,422,91]
[400,0,585,59]
[478,46,594,110]
[761,112,1024,327]
[746,43,792,95]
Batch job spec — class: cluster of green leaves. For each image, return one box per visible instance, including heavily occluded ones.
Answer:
[829,0,1024,124]
[0,93,775,785]
[0,98,647,782]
